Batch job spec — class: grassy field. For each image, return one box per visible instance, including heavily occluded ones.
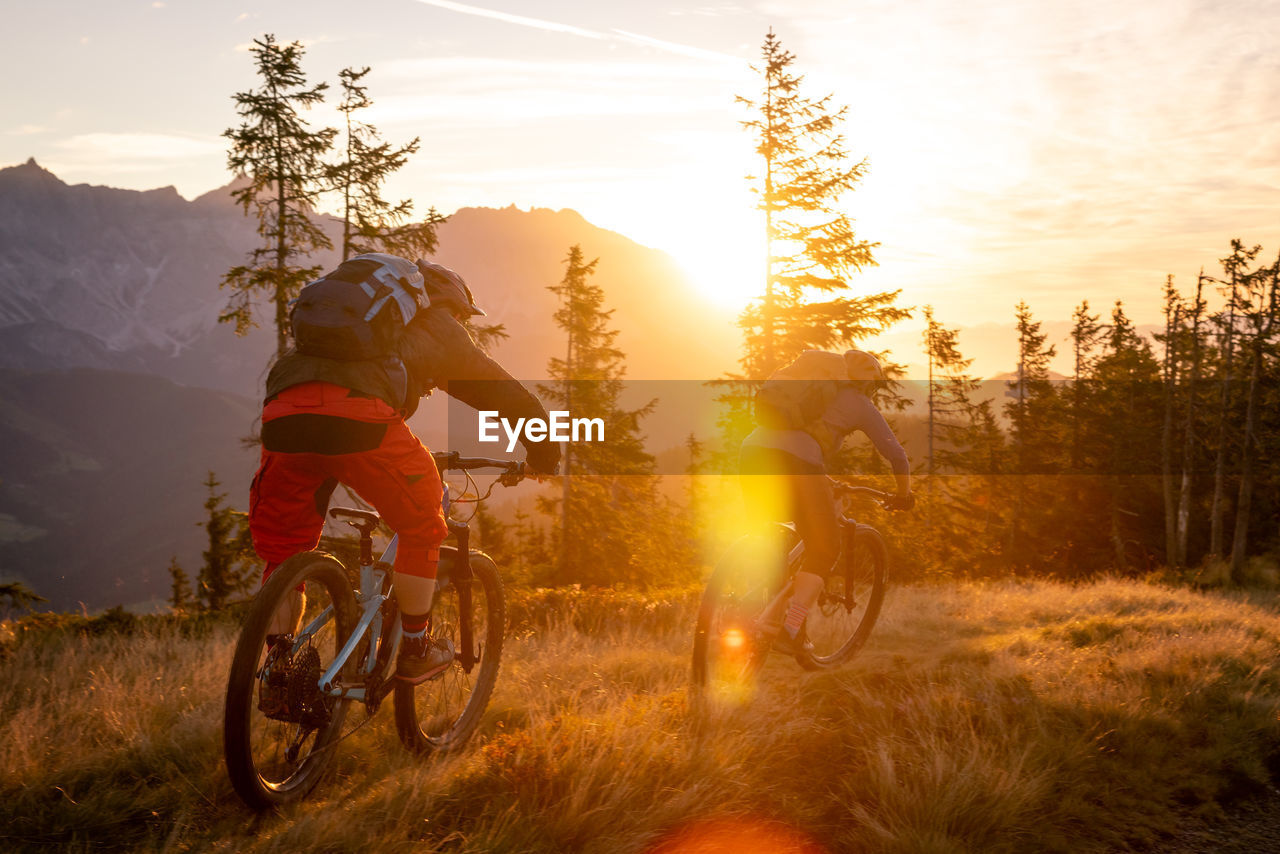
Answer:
[3,578,1280,853]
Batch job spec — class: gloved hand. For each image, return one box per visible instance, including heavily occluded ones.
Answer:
[886,492,915,511]
[525,442,562,478]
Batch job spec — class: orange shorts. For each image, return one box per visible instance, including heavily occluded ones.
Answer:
[249,382,447,579]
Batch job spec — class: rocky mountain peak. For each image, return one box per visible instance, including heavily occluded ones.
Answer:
[0,157,67,190]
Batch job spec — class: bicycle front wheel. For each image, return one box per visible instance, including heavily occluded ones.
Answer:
[394,550,504,754]
[798,524,887,670]
[223,552,360,809]
[692,532,788,691]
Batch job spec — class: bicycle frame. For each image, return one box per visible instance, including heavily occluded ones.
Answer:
[289,482,489,707]
[756,488,884,627]
[275,458,519,711]
[292,535,399,704]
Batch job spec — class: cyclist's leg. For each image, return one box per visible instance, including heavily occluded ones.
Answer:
[334,421,450,681]
[740,445,835,633]
[331,420,448,614]
[249,449,338,635]
[781,473,840,632]
[755,473,838,636]
[253,382,388,636]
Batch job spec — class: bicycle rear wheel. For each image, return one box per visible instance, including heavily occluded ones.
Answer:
[692,531,790,691]
[224,552,360,809]
[394,551,504,753]
[798,524,887,670]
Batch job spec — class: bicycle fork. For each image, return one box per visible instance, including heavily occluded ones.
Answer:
[448,521,478,673]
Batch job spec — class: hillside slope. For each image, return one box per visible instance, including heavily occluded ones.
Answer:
[0,368,258,610]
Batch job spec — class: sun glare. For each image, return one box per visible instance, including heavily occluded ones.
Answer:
[668,212,764,309]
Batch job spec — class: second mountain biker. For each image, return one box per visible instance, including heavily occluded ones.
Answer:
[740,349,913,654]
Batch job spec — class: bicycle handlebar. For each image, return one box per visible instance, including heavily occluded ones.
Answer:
[829,479,912,511]
[432,451,526,487]
[432,451,521,472]
[831,483,890,498]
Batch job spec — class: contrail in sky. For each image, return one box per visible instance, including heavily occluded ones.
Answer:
[411,0,741,64]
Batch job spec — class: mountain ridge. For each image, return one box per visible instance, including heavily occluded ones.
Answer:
[0,160,740,389]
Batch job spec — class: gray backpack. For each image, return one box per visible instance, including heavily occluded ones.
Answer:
[289,253,426,361]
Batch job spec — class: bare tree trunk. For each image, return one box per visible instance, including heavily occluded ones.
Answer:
[1207,293,1237,561]
[1110,476,1127,572]
[1228,339,1262,582]
[1160,280,1179,567]
[1175,272,1204,567]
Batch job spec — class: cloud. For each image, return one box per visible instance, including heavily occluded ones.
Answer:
[379,56,743,84]
[410,0,741,63]
[411,0,604,39]
[609,29,741,64]
[367,55,749,127]
[367,88,724,126]
[50,133,224,172]
[6,124,50,136]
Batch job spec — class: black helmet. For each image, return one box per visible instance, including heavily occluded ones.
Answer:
[415,260,486,318]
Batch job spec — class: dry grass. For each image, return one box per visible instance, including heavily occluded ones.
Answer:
[3,578,1280,852]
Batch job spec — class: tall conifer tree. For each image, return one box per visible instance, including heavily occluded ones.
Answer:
[538,247,670,586]
[1228,244,1279,580]
[735,30,905,379]
[714,30,908,467]
[222,34,336,357]
[331,66,445,261]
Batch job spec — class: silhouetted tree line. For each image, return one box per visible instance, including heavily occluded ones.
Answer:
[899,240,1280,583]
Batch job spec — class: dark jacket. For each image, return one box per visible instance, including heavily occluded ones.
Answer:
[265,306,559,471]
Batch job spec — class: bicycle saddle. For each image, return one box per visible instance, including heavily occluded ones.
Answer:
[329,507,381,536]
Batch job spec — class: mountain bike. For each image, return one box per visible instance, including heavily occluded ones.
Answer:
[692,481,899,691]
[223,452,522,809]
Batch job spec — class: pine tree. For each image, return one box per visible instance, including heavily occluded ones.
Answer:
[222,34,336,357]
[472,499,509,563]
[1228,244,1279,581]
[911,307,997,575]
[331,66,445,261]
[1068,301,1104,471]
[1158,278,1182,567]
[1007,301,1059,474]
[1207,240,1258,561]
[0,581,46,618]
[1004,301,1060,570]
[922,306,982,476]
[538,246,667,586]
[714,30,908,467]
[167,556,194,614]
[1093,301,1162,572]
[736,30,904,378]
[197,471,258,611]
[1173,271,1208,568]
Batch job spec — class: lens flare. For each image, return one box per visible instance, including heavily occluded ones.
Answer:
[646,817,828,854]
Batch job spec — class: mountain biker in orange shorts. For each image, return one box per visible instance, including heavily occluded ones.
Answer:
[740,349,912,654]
[248,256,560,684]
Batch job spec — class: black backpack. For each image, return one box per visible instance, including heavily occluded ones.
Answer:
[289,253,426,361]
